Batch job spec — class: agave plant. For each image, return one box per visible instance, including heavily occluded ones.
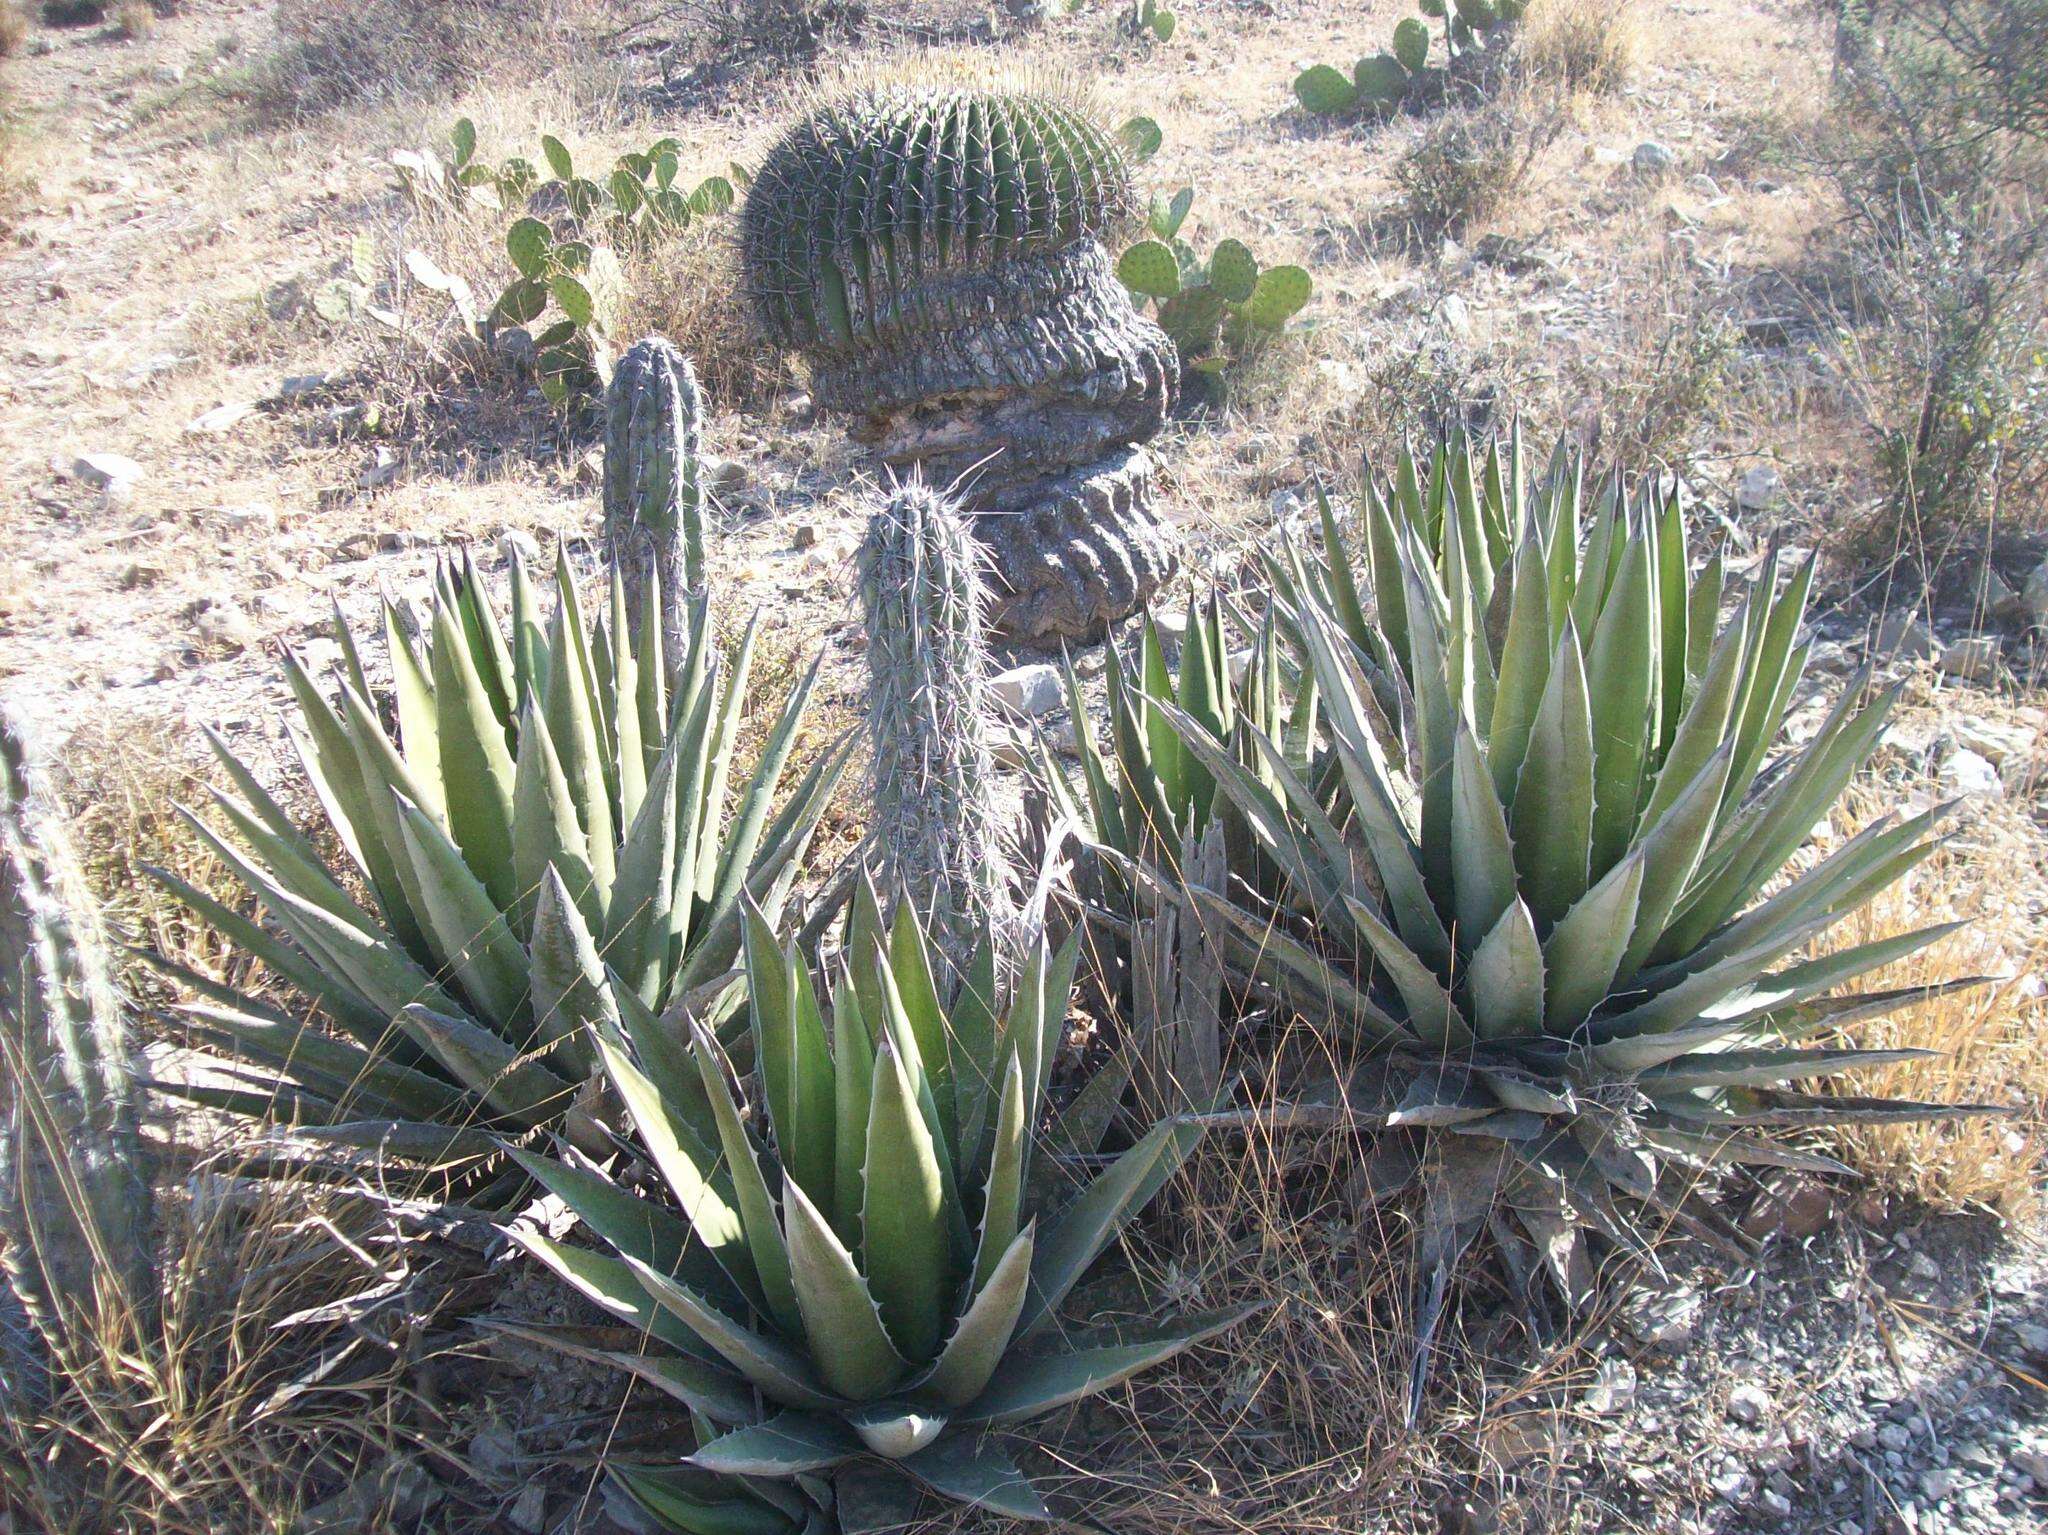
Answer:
[1140,441,1990,1411]
[506,885,1248,1528]
[152,550,846,1202]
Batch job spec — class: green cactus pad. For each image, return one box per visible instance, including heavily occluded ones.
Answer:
[1117,115,1164,163]
[1454,0,1498,26]
[742,85,1140,352]
[1355,52,1411,104]
[506,217,552,279]
[1293,63,1359,116]
[1393,15,1431,71]
[1157,283,1228,355]
[1208,239,1258,304]
[541,134,574,181]
[1117,239,1183,299]
[1149,6,1176,41]
[1241,264,1311,330]
[1418,0,1446,14]
[1150,185,1193,240]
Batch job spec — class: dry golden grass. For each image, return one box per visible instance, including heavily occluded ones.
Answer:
[110,0,151,41]
[1814,781,2048,1219]
[0,2,27,57]
[1522,0,1639,97]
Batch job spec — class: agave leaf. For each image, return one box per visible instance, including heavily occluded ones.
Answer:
[1639,1125,1855,1176]
[396,1005,575,1133]
[1407,1137,1505,1424]
[1639,1046,1936,1092]
[863,1034,951,1364]
[971,1054,1027,1295]
[607,721,687,1002]
[1583,536,1656,877]
[290,1118,497,1165]
[393,796,532,1031]
[623,1253,841,1411]
[333,684,437,958]
[182,1001,462,1121]
[609,1465,796,1535]
[512,701,602,940]
[477,1317,758,1423]
[1655,1091,2008,1129]
[919,1224,1034,1408]
[1450,722,1518,946]
[701,650,827,927]
[1510,618,1595,925]
[1468,898,1544,1040]
[684,1023,801,1335]
[506,1226,719,1358]
[689,1414,863,1477]
[1342,894,1473,1048]
[1541,848,1644,1031]
[144,863,384,1041]
[541,594,619,902]
[781,1177,907,1399]
[962,1303,1253,1426]
[1487,529,1553,799]
[1614,745,1735,986]
[886,901,957,1153]
[1586,912,1839,1058]
[527,869,611,1074]
[1016,1115,1200,1341]
[895,1435,1049,1521]
[427,602,520,911]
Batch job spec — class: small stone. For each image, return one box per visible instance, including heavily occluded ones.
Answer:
[277,373,329,400]
[1620,1284,1701,1349]
[1876,611,1941,662]
[509,1483,547,1534]
[1633,141,1678,173]
[1727,1383,1771,1427]
[195,599,260,654]
[359,447,400,489]
[791,523,820,551]
[1584,1358,1636,1415]
[498,528,543,567]
[2009,1446,2048,1482]
[705,456,749,495]
[1879,1423,1914,1452]
[1736,465,1781,510]
[1938,745,2004,799]
[1919,1469,1957,1500]
[1938,635,2000,681]
[1440,293,1474,338]
[1687,172,1723,198]
[72,451,144,489]
[1759,1488,1793,1518]
[990,663,1062,718]
[1952,716,2034,765]
[2020,556,2048,628]
[1709,1462,1752,1501]
[988,726,1029,771]
[186,401,258,434]
[1740,1171,1835,1242]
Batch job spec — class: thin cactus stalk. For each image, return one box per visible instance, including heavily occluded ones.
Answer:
[603,336,705,678]
[0,705,153,1400]
[743,82,1181,643]
[857,479,1016,979]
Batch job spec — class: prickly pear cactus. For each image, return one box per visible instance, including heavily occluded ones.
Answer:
[0,706,153,1401]
[744,83,1182,643]
[856,479,1016,978]
[602,336,704,676]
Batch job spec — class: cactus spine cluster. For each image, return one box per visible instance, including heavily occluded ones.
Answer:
[857,479,1015,979]
[0,706,153,1401]
[602,337,706,678]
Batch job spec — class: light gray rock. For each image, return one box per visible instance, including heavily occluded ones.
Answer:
[1736,465,1781,510]
[2022,556,2048,628]
[1727,1382,1771,1427]
[989,663,1063,718]
[1876,611,1940,662]
[497,528,543,567]
[1939,635,2001,681]
[72,451,144,489]
[1634,141,1678,173]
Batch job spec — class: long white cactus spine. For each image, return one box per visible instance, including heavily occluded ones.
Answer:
[857,479,1016,981]
[602,336,705,681]
[0,705,153,1401]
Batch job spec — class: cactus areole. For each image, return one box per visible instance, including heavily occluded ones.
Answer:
[743,84,1183,642]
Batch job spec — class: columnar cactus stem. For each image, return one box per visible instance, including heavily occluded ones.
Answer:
[0,706,153,1400]
[857,479,1015,979]
[602,336,705,678]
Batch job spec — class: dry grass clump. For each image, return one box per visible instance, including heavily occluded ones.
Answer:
[110,0,151,39]
[1814,781,2048,1219]
[0,2,28,56]
[249,0,577,118]
[1,1170,417,1535]
[621,220,787,408]
[1520,0,1638,97]
[1396,88,1561,239]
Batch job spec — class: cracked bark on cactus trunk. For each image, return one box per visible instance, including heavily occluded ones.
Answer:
[821,243,1182,643]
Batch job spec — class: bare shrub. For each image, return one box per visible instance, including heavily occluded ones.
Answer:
[1396,84,1563,237]
[249,0,565,117]
[660,0,867,64]
[111,0,151,38]
[1522,0,1638,95]
[0,2,27,55]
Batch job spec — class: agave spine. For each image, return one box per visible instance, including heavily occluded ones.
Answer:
[604,336,707,676]
[0,705,154,1399]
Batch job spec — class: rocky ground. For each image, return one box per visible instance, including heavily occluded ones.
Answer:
[3,1,2046,1532]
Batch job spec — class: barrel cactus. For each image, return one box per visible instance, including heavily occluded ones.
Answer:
[0,705,154,1401]
[603,336,707,678]
[742,82,1181,642]
[857,480,1015,983]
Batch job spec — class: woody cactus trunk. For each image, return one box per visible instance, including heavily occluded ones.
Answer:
[742,84,1182,643]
